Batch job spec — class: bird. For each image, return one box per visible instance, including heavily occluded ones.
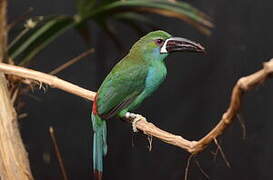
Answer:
[91,30,205,180]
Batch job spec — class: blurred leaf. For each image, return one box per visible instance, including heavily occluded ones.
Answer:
[99,21,123,51]
[88,0,213,34]
[113,12,154,27]
[113,12,155,36]
[160,1,212,22]
[135,8,212,35]
[159,1,213,27]
[8,16,75,65]
[76,0,96,19]
[75,21,91,46]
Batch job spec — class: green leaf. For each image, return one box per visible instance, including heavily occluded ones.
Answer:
[159,1,214,28]
[113,12,155,36]
[87,0,213,35]
[8,0,213,64]
[8,16,75,65]
[113,12,154,27]
[76,0,96,19]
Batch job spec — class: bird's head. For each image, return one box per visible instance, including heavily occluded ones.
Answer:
[130,30,205,62]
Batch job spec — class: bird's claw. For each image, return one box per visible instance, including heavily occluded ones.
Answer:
[125,112,145,132]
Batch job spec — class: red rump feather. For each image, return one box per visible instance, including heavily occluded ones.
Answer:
[92,94,98,115]
[94,170,102,180]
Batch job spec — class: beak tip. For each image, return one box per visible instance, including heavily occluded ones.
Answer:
[197,44,207,55]
[201,48,207,55]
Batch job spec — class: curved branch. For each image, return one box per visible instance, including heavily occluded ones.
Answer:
[0,59,273,155]
[190,60,273,153]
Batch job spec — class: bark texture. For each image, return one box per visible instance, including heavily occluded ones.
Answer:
[0,1,33,179]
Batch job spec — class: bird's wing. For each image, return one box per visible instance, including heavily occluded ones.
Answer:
[96,60,148,119]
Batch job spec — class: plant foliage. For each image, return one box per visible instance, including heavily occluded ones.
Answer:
[8,0,213,65]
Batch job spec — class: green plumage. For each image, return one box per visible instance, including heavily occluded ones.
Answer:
[96,30,171,117]
[91,30,205,180]
[96,59,148,118]
[92,30,171,180]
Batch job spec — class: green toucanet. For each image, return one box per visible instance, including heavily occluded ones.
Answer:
[91,30,205,180]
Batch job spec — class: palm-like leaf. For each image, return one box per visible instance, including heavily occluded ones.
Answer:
[113,12,156,36]
[87,1,213,33]
[9,16,74,65]
[8,0,213,65]
[76,0,96,19]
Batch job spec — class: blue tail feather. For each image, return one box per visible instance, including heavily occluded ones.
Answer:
[92,113,107,180]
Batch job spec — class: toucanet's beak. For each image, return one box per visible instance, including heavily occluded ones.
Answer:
[160,37,205,54]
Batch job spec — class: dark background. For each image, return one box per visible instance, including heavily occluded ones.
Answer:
[8,0,273,180]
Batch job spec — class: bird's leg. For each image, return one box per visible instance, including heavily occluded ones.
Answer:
[125,112,146,132]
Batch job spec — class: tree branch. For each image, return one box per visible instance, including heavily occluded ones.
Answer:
[0,59,273,155]
[0,1,33,179]
[0,62,96,101]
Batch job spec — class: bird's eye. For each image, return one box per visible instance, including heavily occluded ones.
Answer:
[155,39,164,46]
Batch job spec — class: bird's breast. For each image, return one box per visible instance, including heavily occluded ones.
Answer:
[144,64,167,96]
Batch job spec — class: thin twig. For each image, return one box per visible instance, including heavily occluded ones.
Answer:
[194,158,210,179]
[147,135,153,151]
[212,145,219,162]
[7,28,29,49]
[184,154,194,180]
[214,138,230,168]
[18,113,27,120]
[237,113,246,139]
[11,87,19,105]
[49,126,68,180]
[50,48,95,75]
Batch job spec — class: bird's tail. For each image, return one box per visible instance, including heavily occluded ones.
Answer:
[92,113,107,180]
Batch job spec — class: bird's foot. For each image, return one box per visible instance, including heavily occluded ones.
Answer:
[125,112,146,132]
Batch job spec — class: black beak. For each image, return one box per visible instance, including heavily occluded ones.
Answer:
[160,37,206,54]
